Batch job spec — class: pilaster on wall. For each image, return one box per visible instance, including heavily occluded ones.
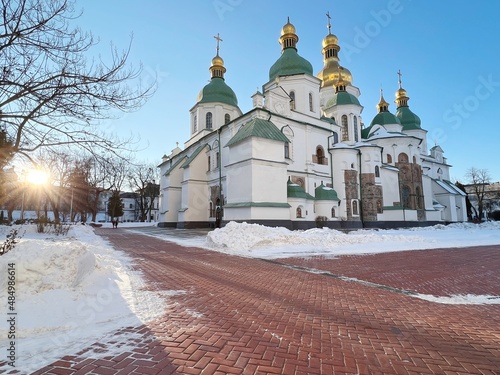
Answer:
[344,169,360,221]
[361,173,383,222]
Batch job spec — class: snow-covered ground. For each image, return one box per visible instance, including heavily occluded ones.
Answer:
[0,223,177,373]
[0,221,499,372]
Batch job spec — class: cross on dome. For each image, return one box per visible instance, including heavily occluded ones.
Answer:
[214,33,223,56]
[326,11,332,34]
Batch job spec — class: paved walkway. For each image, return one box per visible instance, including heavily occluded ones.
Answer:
[20,229,500,374]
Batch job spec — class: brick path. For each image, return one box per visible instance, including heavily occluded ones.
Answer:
[7,229,500,374]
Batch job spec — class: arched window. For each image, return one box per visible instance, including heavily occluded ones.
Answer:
[284,142,290,159]
[224,113,231,124]
[296,206,302,218]
[209,201,214,217]
[331,207,336,218]
[352,200,358,215]
[309,92,313,112]
[375,165,380,178]
[332,132,339,144]
[193,115,197,133]
[206,112,213,129]
[398,152,409,163]
[354,116,359,142]
[290,91,295,109]
[341,115,349,141]
[316,146,326,165]
[387,154,392,164]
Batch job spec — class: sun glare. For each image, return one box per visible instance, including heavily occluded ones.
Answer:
[26,169,50,185]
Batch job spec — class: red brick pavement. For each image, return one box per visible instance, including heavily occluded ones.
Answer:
[5,229,500,374]
[279,246,500,297]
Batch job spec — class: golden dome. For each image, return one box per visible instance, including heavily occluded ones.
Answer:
[395,87,407,99]
[211,55,224,67]
[322,33,338,48]
[281,19,296,36]
[317,62,352,88]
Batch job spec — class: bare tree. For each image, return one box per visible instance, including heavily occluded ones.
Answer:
[465,167,491,221]
[0,0,155,165]
[128,163,158,222]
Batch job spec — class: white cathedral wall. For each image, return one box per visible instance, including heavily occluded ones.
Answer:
[380,168,400,208]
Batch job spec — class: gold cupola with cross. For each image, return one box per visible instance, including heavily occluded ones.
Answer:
[317,11,352,88]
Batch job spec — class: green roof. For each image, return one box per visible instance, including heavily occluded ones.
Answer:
[315,183,339,201]
[180,144,208,168]
[369,111,401,127]
[396,106,422,131]
[326,91,360,107]
[287,179,314,200]
[164,156,187,175]
[197,77,238,107]
[226,118,290,147]
[269,47,313,81]
[321,116,337,125]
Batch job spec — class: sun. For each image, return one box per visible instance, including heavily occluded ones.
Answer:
[26,169,50,185]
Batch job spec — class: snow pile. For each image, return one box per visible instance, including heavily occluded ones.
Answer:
[0,224,172,372]
[206,221,425,258]
[205,221,500,259]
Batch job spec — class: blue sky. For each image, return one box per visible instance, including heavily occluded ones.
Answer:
[73,0,500,182]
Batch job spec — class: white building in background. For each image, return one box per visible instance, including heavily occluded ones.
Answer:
[158,17,466,230]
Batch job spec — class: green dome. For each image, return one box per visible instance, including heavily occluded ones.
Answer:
[369,111,401,127]
[269,48,313,81]
[396,106,421,130]
[315,183,339,201]
[287,179,314,199]
[197,77,238,107]
[326,91,360,107]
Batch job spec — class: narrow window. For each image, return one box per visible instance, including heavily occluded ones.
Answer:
[387,154,392,164]
[284,142,290,159]
[290,91,295,109]
[341,115,348,141]
[375,165,380,178]
[206,112,213,129]
[331,207,336,218]
[193,115,197,133]
[352,200,358,215]
[216,152,220,168]
[309,93,313,112]
[225,113,231,124]
[413,155,417,164]
[316,146,325,165]
[354,116,359,142]
[208,156,211,171]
